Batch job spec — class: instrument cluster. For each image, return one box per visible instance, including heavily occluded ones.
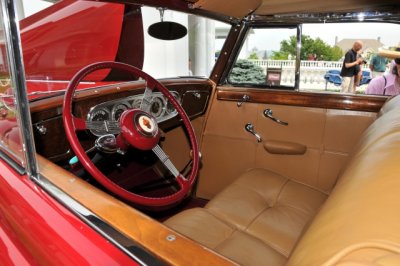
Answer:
[87,91,181,124]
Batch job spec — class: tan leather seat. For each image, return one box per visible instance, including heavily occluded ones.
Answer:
[165,168,327,265]
[166,95,400,265]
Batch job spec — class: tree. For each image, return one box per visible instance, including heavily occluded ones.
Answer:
[248,52,259,60]
[229,59,265,84]
[271,35,343,61]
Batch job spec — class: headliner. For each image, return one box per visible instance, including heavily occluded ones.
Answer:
[188,0,400,19]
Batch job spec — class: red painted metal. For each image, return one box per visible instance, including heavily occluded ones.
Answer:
[63,61,199,207]
[20,0,125,82]
[0,160,138,265]
[120,109,161,150]
[0,213,39,265]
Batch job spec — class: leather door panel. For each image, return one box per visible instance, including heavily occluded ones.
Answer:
[197,92,377,199]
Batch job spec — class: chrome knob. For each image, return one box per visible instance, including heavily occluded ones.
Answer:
[237,95,250,107]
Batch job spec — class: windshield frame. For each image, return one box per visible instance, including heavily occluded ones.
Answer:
[0,0,38,176]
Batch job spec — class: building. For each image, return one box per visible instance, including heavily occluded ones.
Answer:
[335,37,384,55]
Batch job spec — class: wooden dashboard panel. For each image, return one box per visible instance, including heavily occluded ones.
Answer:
[31,79,214,162]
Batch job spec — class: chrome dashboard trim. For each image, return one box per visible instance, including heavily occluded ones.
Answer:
[87,91,181,136]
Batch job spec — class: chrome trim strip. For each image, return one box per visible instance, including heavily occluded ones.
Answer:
[295,24,302,90]
[0,0,38,176]
[0,149,25,175]
[87,91,180,136]
[35,176,164,266]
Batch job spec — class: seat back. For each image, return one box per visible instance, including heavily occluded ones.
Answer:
[287,95,400,265]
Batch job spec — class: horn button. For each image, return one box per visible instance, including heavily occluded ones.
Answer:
[119,109,160,150]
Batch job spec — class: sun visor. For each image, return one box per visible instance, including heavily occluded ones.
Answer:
[191,0,261,19]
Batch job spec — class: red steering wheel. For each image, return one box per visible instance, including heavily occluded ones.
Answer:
[63,62,199,207]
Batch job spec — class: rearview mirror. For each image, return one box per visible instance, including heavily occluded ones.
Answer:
[148,8,187,41]
[148,21,187,40]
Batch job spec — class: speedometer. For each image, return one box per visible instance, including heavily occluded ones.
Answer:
[89,108,110,122]
[112,103,129,121]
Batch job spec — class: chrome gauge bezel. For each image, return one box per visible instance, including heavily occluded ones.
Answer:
[87,107,111,122]
[166,91,180,114]
[149,96,164,117]
[86,91,181,136]
[111,102,130,121]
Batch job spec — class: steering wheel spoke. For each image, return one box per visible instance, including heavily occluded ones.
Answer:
[140,86,153,113]
[152,145,180,178]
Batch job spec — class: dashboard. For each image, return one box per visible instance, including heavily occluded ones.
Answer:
[31,78,213,162]
[86,91,180,136]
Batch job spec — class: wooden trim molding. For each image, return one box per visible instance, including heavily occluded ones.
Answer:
[217,87,387,112]
[37,155,235,265]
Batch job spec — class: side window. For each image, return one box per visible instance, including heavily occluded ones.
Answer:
[299,22,400,94]
[227,27,297,88]
[227,22,400,95]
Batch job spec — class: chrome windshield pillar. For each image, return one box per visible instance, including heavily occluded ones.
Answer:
[0,0,39,178]
[295,24,302,90]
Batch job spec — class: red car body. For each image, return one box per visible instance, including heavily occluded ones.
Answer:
[0,1,142,264]
[0,162,138,265]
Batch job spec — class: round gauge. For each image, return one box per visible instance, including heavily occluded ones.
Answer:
[150,97,164,117]
[89,108,110,121]
[131,99,142,109]
[166,92,180,114]
[112,103,129,121]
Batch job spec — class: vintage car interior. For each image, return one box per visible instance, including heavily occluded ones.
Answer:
[1,0,400,265]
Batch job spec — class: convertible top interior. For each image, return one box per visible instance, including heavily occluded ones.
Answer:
[164,0,400,19]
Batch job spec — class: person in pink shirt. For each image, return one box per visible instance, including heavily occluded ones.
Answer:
[366,45,400,96]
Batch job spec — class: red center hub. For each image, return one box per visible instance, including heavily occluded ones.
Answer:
[119,109,160,150]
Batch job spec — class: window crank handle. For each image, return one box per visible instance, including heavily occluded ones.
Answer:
[245,123,262,142]
[263,109,288,126]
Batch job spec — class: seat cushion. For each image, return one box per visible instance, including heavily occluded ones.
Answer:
[165,168,327,265]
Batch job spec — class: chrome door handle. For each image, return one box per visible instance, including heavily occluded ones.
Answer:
[263,109,288,126]
[245,123,262,142]
[237,94,250,107]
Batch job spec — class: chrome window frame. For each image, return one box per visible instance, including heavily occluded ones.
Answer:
[0,0,38,176]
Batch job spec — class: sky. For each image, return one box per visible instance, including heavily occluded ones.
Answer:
[304,23,400,47]
[22,0,52,17]
[247,23,400,52]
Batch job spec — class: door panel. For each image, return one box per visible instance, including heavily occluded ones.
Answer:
[199,137,256,199]
[197,89,378,199]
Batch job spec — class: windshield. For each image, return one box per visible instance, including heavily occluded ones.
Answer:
[17,3,228,100]
[142,7,227,78]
